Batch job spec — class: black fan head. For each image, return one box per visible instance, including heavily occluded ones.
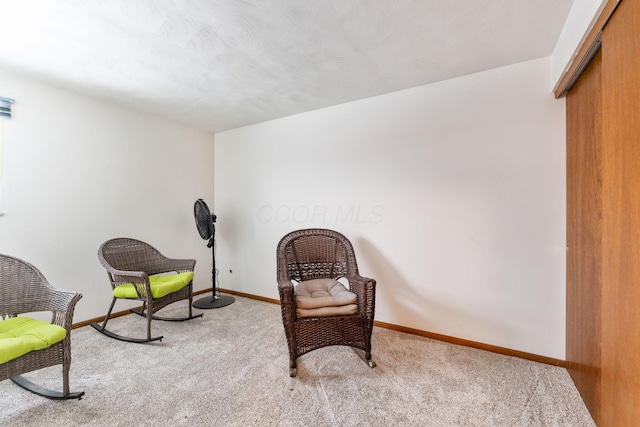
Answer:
[194,199,213,240]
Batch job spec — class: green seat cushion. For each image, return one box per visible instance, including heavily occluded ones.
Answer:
[113,271,194,299]
[0,317,67,364]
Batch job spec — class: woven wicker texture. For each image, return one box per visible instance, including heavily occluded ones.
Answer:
[95,238,198,342]
[276,228,376,376]
[0,254,82,396]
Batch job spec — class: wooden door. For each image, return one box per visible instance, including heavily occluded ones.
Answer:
[566,49,603,424]
[600,0,640,424]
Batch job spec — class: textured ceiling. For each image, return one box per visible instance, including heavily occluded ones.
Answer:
[0,0,574,133]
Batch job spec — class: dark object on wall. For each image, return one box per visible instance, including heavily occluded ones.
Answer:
[192,199,234,309]
[0,96,14,118]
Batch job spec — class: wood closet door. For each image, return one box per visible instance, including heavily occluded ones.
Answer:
[566,49,603,425]
[600,0,640,424]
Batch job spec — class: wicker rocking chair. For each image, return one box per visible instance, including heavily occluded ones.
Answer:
[277,228,377,377]
[0,254,84,399]
[91,238,202,343]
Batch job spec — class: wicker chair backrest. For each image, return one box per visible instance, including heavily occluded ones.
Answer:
[0,254,58,318]
[277,229,359,282]
[98,238,172,277]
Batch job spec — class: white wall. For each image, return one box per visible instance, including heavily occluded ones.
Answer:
[215,57,567,359]
[551,0,607,87]
[0,68,215,322]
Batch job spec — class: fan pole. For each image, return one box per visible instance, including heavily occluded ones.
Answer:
[192,221,235,309]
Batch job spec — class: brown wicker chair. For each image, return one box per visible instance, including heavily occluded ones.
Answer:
[277,228,376,377]
[0,254,84,399]
[91,238,202,343]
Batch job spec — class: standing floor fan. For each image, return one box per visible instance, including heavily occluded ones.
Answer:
[192,199,235,309]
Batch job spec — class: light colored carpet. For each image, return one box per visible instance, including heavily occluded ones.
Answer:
[1,296,594,426]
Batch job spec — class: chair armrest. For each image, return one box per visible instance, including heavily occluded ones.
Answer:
[161,258,196,273]
[47,288,83,331]
[346,274,376,319]
[99,266,151,299]
[277,278,296,320]
[105,268,148,284]
[277,278,298,353]
[278,279,295,303]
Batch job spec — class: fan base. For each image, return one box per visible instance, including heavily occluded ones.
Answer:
[192,294,235,309]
